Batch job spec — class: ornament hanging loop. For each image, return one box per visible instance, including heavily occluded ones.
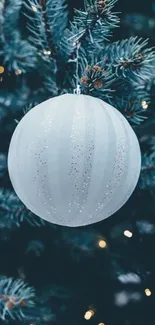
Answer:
[74,84,81,95]
[74,42,81,95]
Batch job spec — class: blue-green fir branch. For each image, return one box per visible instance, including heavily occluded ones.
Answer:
[139,153,155,190]
[25,240,45,257]
[72,0,120,44]
[22,1,58,93]
[138,135,155,190]
[0,0,22,43]
[0,0,21,45]
[23,0,50,54]
[20,306,56,324]
[56,227,107,261]
[0,1,5,44]
[64,23,85,61]
[0,83,31,116]
[37,57,58,96]
[138,68,155,107]
[79,63,115,100]
[45,0,72,60]
[131,80,151,104]
[136,220,155,234]
[140,135,155,152]
[62,44,88,90]
[65,0,120,65]
[109,96,148,125]
[100,37,155,80]
[46,0,68,40]
[0,276,35,320]
[0,1,37,73]
[23,0,70,61]
[0,188,46,229]
[38,284,71,303]
[0,32,37,73]
[33,285,71,323]
[0,153,7,179]
[107,78,151,115]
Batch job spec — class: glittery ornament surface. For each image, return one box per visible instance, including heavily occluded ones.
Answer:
[8,94,141,227]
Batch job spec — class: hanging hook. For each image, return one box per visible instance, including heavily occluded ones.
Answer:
[74,84,81,95]
[74,42,81,95]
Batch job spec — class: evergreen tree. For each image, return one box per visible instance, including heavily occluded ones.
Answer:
[0,0,155,324]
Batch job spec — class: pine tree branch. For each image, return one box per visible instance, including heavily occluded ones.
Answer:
[79,62,115,100]
[1,0,22,42]
[0,0,22,44]
[0,153,7,179]
[0,32,38,73]
[139,152,155,189]
[0,188,46,229]
[45,0,70,59]
[22,0,58,95]
[109,95,148,125]
[0,1,37,73]
[0,276,35,320]
[101,37,155,80]
[72,0,120,44]
[65,0,120,65]
[138,136,155,190]
[23,0,50,53]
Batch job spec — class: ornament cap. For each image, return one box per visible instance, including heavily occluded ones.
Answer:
[74,84,81,95]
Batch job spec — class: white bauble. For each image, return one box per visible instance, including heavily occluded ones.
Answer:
[8,94,141,227]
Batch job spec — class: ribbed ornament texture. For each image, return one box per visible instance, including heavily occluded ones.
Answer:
[8,94,141,227]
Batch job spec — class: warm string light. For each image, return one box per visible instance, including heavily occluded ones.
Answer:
[98,323,105,325]
[84,309,95,320]
[31,5,37,11]
[98,239,107,248]
[123,230,133,238]
[141,100,148,110]
[0,66,4,74]
[43,50,51,55]
[15,69,22,75]
[145,288,151,296]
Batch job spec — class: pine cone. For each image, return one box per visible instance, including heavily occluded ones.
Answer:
[93,65,102,72]
[97,0,106,11]
[94,79,103,88]
[81,76,89,85]
[122,61,131,68]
